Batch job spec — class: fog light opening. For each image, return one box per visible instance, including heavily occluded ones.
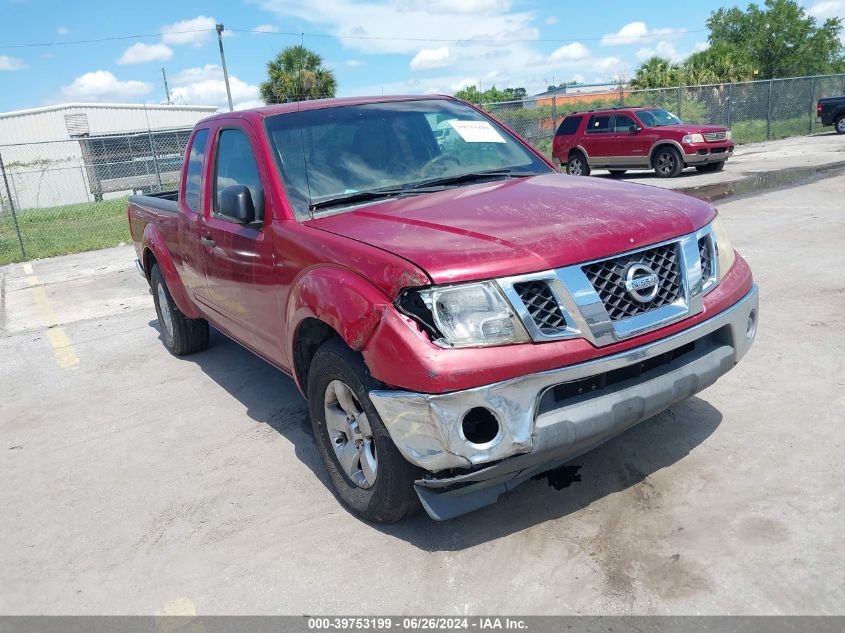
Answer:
[461,407,500,446]
[746,309,757,340]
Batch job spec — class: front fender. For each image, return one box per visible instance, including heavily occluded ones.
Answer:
[286,265,395,377]
[142,224,202,319]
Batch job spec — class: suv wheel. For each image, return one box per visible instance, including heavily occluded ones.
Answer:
[566,152,590,176]
[836,115,845,135]
[653,146,683,178]
[307,339,420,523]
[150,264,209,356]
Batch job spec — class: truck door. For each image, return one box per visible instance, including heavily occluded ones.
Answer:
[177,128,212,303]
[199,124,277,350]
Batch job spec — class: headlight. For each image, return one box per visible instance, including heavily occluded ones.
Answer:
[398,281,530,348]
[711,215,736,279]
[725,130,732,140]
[682,133,705,144]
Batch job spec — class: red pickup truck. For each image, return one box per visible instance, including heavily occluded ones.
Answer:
[553,107,734,178]
[128,96,758,522]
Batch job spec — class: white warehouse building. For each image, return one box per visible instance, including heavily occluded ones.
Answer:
[0,102,217,210]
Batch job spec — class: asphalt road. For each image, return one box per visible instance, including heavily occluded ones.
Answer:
[1,147,844,615]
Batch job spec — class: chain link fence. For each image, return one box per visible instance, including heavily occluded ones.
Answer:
[2,73,844,265]
[481,73,845,161]
[1,128,192,265]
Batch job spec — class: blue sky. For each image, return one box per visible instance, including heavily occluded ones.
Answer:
[0,0,842,113]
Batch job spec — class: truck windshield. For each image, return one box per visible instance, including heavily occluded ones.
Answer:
[264,99,552,218]
[637,108,683,127]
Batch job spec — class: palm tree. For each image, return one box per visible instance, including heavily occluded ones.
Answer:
[629,57,684,89]
[259,46,337,104]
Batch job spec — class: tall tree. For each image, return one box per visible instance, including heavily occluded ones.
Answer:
[683,41,755,85]
[260,46,337,104]
[454,85,527,103]
[706,0,843,78]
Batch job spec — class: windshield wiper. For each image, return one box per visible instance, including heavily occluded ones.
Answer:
[309,187,411,213]
[411,168,542,190]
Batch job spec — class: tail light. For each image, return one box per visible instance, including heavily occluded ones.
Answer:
[817,103,822,114]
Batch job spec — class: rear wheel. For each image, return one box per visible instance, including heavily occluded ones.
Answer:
[308,339,420,523]
[566,152,590,176]
[653,146,684,178]
[608,169,627,176]
[695,161,725,173]
[150,264,209,356]
[835,115,845,135]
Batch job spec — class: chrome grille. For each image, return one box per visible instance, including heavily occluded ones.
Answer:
[698,236,713,281]
[703,131,727,141]
[582,244,683,321]
[513,280,567,333]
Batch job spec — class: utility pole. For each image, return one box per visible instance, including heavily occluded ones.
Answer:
[161,67,171,104]
[216,23,234,112]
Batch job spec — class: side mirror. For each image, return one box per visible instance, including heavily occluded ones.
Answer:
[630,125,642,133]
[218,185,256,224]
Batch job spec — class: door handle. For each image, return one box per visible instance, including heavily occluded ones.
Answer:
[200,237,216,248]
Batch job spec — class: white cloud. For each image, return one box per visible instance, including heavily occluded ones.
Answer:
[60,70,153,101]
[0,55,26,71]
[693,41,709,53]
[548,42,590,62]
[397,0,512,13]
[808,0,845,18]
[161,15,216,46]
[545,16,559,26]
[169,64,260,111]
[117,42,174,65]
[253,24,278,33]
[635,40,680,62]
[346,59,365,67]
[592,57,621,71]
[56,26,70,35]
[410,46,452,71]
[601,21,685,46]
[451,77,479,92]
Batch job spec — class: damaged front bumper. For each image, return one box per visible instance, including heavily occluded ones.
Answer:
[369,284,758,520]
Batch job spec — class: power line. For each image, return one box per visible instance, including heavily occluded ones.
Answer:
[0,28,216,49]
[0,26,706,50]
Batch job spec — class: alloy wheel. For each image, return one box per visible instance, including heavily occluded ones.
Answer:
[323,380,378,489]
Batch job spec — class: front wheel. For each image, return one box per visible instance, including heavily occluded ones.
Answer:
[695,161,725,173]
[835,116,845,135]
[653,146,684,178]
[566,152,590,176]
[307,339,420,523]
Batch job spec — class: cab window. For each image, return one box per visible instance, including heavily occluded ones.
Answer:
[183,129,209,213]
[214,128,265,223]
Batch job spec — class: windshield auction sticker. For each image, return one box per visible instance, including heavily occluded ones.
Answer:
[446,119,507,143]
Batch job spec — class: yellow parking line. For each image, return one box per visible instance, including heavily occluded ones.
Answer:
[23,262,79,369]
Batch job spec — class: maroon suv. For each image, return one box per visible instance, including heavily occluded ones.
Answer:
[552,107,734,178]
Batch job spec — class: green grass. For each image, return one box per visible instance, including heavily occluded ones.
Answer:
[0,197,130,266]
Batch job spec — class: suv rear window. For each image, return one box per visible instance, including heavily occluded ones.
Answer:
[556,115,582,136]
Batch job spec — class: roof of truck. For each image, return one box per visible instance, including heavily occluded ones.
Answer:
[198,95,455,124]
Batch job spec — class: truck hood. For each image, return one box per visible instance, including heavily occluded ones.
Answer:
[306,173,716,285]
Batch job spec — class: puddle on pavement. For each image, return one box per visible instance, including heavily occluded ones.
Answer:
[679,161,845,202]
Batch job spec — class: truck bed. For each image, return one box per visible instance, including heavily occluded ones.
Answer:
[128,190,179,214]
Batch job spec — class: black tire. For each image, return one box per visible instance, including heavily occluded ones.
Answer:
[835,115,845,135]
[608,169,627,176]
[695,161,725,173]
[566,152,591,176]
[308,338,420,523]
[652,146,684,178]
[150,264,209,356]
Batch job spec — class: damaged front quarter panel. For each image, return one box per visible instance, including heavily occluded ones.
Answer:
[368,382,537,472]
